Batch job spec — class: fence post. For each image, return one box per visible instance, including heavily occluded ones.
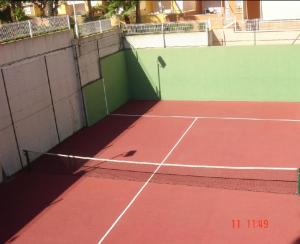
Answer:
[234,16,237,31]
[207,18,211,30]
[99,20,103,33]
[66,15,71,30]
[253,27,256,46]
[28,20,33,38]
[74,23,79,38]
[162,22,166,48]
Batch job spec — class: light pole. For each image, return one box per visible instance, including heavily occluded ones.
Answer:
[72,1,79,38]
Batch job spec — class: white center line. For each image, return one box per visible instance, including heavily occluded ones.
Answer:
[97,117,198,244]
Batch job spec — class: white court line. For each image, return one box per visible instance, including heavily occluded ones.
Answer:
[111,113,300,123]
[24,150,298,171]
[102,79,109,115]
[97,117,198,243]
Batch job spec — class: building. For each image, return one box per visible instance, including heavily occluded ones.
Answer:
[244,1,300,20]
[139,1,300,27]
[22,1,104,17]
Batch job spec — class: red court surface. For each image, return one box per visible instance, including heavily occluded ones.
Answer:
[1,101,300,244]
[114,100,300,119]
[166,118,300,167]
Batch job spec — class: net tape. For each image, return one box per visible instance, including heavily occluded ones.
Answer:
[24,150,300,195]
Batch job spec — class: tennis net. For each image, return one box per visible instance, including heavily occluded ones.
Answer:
[23,150,300,195]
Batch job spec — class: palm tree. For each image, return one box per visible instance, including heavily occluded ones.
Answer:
[136,0,141,23]
[84,0,94,18]
[105,0,139,24]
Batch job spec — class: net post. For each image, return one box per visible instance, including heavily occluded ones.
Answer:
[298,168,300,195]
[1,163,8,182]
[23,150,31,171]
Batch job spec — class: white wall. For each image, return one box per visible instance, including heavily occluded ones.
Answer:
[124,32,209,49]
[212,28,300,46]
[262,1,300,20]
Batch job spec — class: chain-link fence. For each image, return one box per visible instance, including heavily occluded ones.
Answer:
[235,19,300,32]
[0,16,70,43]
[122,21,208,35]
[78,19,113,37]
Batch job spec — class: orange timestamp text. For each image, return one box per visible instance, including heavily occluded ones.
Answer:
[232,219,269,229]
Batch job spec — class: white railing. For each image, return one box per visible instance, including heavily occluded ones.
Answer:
[235,18,300,32]
[0,16,70,43]
[122,21,208,35]
[78,19,113,37]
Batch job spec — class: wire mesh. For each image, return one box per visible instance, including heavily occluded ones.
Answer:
[122,21,208,35]
[235,19,300,32]
[0,16,70,43]
[24,150,299,195]
[0,21,31,42]
[78,19,113,37]
[31,16,70,35]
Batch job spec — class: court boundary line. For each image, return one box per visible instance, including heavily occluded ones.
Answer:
[111,113,300,123]
[102,79,109,115]
[97,117,198,243]
[24,150,298,171]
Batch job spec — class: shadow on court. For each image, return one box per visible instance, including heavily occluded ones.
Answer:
[293,237,300,244]
[0,100,158,243]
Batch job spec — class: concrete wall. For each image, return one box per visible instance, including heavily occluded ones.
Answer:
[0,31,74,66]
[0,69,21,176]
[83,51,129,126]
[74,30,125,127]
[124,32,209,49]
[0,29,122,181]
[74,30,122,86]
[0,161,2,182]
[0,30,85,177]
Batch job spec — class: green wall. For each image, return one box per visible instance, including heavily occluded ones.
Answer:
[101,51,129,112]
[83,79,107,126]
[83,51,129,126]
[125,46,300,101]
[83,46,300,127]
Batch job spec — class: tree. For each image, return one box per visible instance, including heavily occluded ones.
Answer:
[0,0,24,22]
[84,0,94,18]
[45,1,54,16]
[0,0,12,23]
[33,0,59,17]
[105,0,139,24]
[135,0,140,23]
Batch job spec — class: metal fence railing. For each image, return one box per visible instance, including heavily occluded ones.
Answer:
[235,19,300,32]
[122,21,208,35]
[0,16,70,43]
[78,19,113,37]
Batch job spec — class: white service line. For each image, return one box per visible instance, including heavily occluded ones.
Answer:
[97,117,198,244]
[111,113,300,123]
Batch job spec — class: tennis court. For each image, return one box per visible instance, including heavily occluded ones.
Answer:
[1,100,300,244]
